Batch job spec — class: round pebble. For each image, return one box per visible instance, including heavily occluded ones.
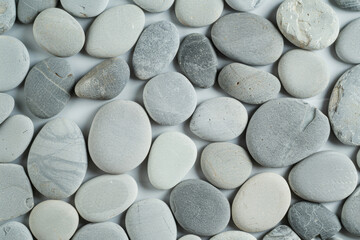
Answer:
[0,0,15,34]
[72,222,128,240]
[225,0,264,11]
[334,0,360,11]
[210,231,256,240]
[201,142,253,189]
[17,0,58,24]
[178,235,201,240]
[232,172,291,233]
[336,18,360,64]
[341,187,360,236]
[0,93,14,124]
[133,0,174,12]
[0,222,33,240]
[60,0,108,18]
[143,72,197,126]
[263,225,300,240]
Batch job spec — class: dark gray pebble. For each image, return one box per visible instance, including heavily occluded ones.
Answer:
[334,0,360,10]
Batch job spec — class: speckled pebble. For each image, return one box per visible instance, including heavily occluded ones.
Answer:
[72,222,128,240]
[210,231,256,240]
[133,0,174,12]
[18,0,58,24]
[341,186,360,236]
[0,0,15,34]
[60,0,108,18]
[334,0,360,11]
[225,0,264,11]
[0,222,33,240]
[0,93,14,124]
[263,225,300,240]
[336,18,360,64]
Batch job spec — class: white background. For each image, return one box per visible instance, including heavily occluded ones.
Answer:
[2,0,360,239]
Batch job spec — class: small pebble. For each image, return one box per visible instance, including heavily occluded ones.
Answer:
[178,235,201,240]
[263,225,300,240]
[225,0,264,11]
[210,231,256,240]
[0,93,14,124]
[341,186,360,236]
[357,149,360,168]
[0,0,15,34]
[336,17,360,64]
[72,222,128,240]
[60,0,108,18]
[0,222,33,240]
[334,0,360,10]
[17,0,58,24]
[133,0,174,12]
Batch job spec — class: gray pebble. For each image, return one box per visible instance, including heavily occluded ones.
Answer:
[263,225,300,240]
[0,93,14,124]
[334,0,360,10]
[60,0,108,18]
[218,63,281,104]
[246,98,330,167]
[0,222,33,240]
[288,201,341,240]
[72,222,128,240]
[17,0,58,24]
[211,13,283,65]
[336,18,360,64]
[341,186,360,236]
[133,20,179,80]
[75,58,129,100]
[24,57,75,119]
[170,179,230,236]
[225,0,264,11]
[133,0,174,12]
[0,0,15,34]
[357,149,360,168]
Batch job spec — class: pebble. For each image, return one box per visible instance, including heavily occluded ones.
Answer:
[143,72,197,126]
[179,235,201,240]
[170,179,230,236]
[342,187,360,235]
[0,0,15,34]
[334,0,360,10]
[60,0,108,18]
[33,8,85,57]
[27,118,87,199]
[72,222,128,240]
[88,100,152,173]
[211,13,283,65]
[288,201,342,240]
[0,222,33,240]
[75,58,130,100]
[126,198,177,240]
[276,0,339,50]
[133,20,179,80]
[329,64,360,145]
[175,0,223,27]
[148,132,197,190]
[133,0,174,12]
[263,225,300,240]
[24,57,75,119]
[210,231,256,240]
[0,115,34,163]
[246,98,330,167]
[190,97,248,142]
[178,33,218,88]
[75,174,138,222]
[86,4,145,58]
[17,0,58,24]
[29,200,79,240]
[225,0,264,11]
[232,172,291,232]
[336,18,360,64]
[201,142,252,189]
[357,149,360,168]
[0,93,14,124]
[218,63,281,104]
[0,36,30,92]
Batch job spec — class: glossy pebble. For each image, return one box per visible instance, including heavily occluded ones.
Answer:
[336,18,360,64]
[133,0,174,12]
[341,187,360,236]
[0,0,15,33]
[0,222,33,240]
[334,0,360,10]
[60,0,108,18]
[225,0,264,11]
[72,222,128,240]
[178,235,201,240]
[0,93,14,124]
[210,231,256,240]
[263,225,300,240]
[18,0,58,24]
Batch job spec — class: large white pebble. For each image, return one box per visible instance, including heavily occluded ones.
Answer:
[133,0,174,12]
[60,0,109,18]
[210,230,256,240]
[0,93,14,124]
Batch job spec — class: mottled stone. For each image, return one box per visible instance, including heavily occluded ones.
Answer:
[336,18,360,64]
[0,93,14,124]
[210,231,256,240]
[225,0,264,11]
[60,0,108,18]
[263,225,300,240]
[72,222,128,240]
[18,0,58,24]
[0,222,33,240]
[0,0,15,34]
[133,0,174,12]
[334,0,360,10]
[341,187,360,236]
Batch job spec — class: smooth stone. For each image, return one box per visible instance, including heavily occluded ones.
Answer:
[148,132,197,190]
[18,0,58,24]
[133,20,179,80]
[278,49,329,98]
[75,58,129,100]
[126,199,177,240]
[218,63,281,104]
[170,179,230,236]
[178,33,218,88]
[357,149,360,168]
[276,0,339,50]
[60,0,108,18]
[341,187,360,236]
[72,222,128,240]
[201,142,252,189]
[0,0,15,33]
[0,164,34,221]
[33,8,85,57]
[29,200,78,240]
[0,93,14,124]
[133,0,174,12]
[329,64,360,145]
[0,36,30,92]
[0,222,33,240]
[336,18,360,64]
[288,201,341,240]
[232,173,291,232]
[24,57,75,119]
[263,225,300,240]
[246,98,330,167]
[88,100,151,174]
[0,115,34,163]
[86,4,145,58]
[175,0,223,27]
[190,97,248,142]
[27,118,87,199]
[75,174,138,222]
[211,13,283,65]
[178,235,201,240]
[143,72,197,126]
[334,0,360,10]
[210,231,256,240]
[225,0,264,11]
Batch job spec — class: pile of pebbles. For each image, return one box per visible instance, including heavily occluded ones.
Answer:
[1,0,360,239]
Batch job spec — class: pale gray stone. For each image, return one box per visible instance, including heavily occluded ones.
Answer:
[0,222,33,240]
[0,93,14,124]
[133,0,174,12]
[225,0,264,11]
[341,187,360,236]
[0,0,15,34]
[17,0,58,24]
[73,222,128,240]
[263,225,300,240]
[60,0,108,18]
[211,231,256,240]
[178,235,201,240]
[336,18,360,64]
[334,0,360,10]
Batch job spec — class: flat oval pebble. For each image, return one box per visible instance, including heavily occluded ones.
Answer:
[218,63,281,104]
[288,201,342,240]
[225,0,264,11]
[0,36,30,92]
[0,0,15,34]
[88,100,151,173]
[72,222,128,240]
[86,4,145,58]
[143,72,196,126]
[18,0,58,24]
[246,98,330,167]
[75,174,138,222]
[0,93,14,124]
[126,198,177,240]
[263,225,300,240]
[148,132,197,190]
[232,173,291,232]
[178,33,218,88]
[0,164,34,221]
[60,0,108,18]
[0,222,33,240]
[179,235,201,240]
[276,0,339,50]
[278,49,329,98]
[190,97,248,142]
[341,187,360,236]
[24,57,75,119]
[170,179,230,236]
[29,200,78,240]
[133,0,174,12]
[212,13,283,65]
[210,231,256,240]
[133,20,179,80]
[201,142,252,189]
[33,8,85,57]
[334,0,360,10]
[75,58,130,100]
[336,18,360,64]
[27,118,87,199]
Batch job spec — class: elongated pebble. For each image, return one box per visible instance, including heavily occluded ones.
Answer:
[72,222,128,240]
[210,231,256,240]
[60,0,108,18]
[0,0,15,34]
[334,0,360,10]
[225,0,264,11]
[341,187,360,236]
[179,235,201,240]
[18,0,58,24]
[0,222,33,240]
[263,225,300,240]
[0,93,14,124]
[336,18,360,64]
[133,0,174,12]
